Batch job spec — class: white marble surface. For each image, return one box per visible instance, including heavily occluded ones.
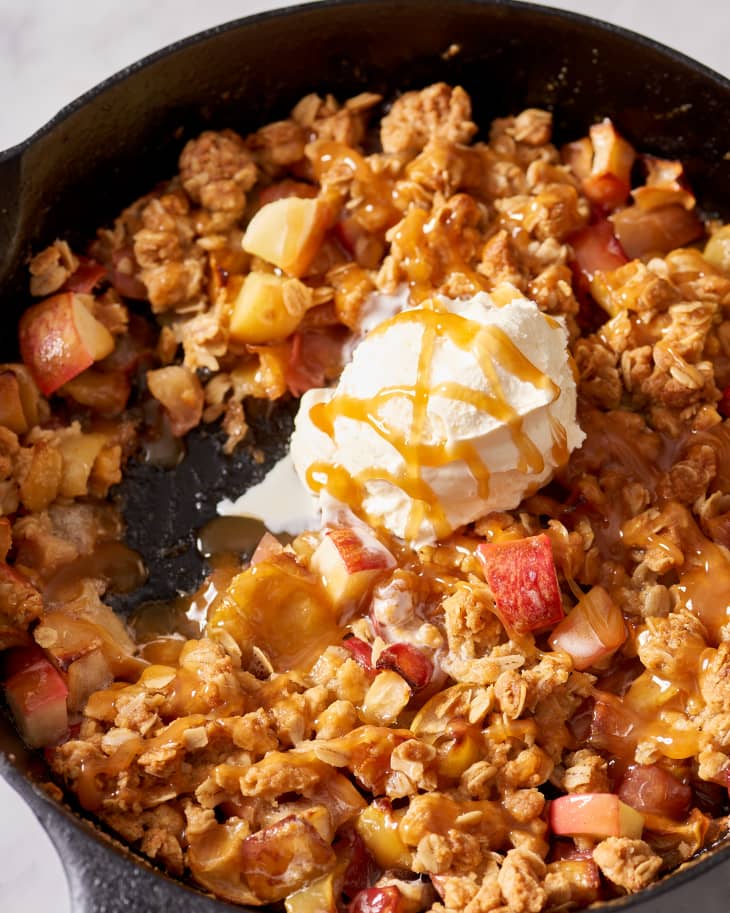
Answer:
[0,1,728,912]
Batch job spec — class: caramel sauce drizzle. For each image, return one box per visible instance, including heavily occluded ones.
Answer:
[566,410,730,760]
[306,302,563,541]
[308,141,400,232]
[389,206,489,304]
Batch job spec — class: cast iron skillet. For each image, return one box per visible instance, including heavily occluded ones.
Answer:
[0,1,729,911]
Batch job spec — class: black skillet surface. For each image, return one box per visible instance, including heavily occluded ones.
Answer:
[1,1,730,910]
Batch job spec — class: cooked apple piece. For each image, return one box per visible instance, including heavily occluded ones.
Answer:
[311,527,395,615]
[0,371,29,433]
[545,858,601,907]
[549,793,645,840]
[208,554,340,672]
[476,533,563,635]
[549,585,626,670]
[0,363,42,428]
[60,367,131,415]
[356,800,412,870]
[66,648,113,713]
[19,292,114,395]
[35,611,143,680]
[632,155,696,211]
[3,645,69,747]
[242,196,330,277]
[569,217,628,284]
[376,643,432,691]
[580,120,636,211]
[434,721,484,780]
[250,531,284,566]
[230,273,310,344]
[285,869,339,913]
[342,635,375,672]
[610,203,704,258]
[705,224,730,274]
[361,670,411,726]
[146,365,204,436]
[349,886,404,913]
[240,815,336,903]
[58,431,108,498]
[617,764,692,820]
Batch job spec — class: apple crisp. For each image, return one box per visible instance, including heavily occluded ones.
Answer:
[2,83,730,912]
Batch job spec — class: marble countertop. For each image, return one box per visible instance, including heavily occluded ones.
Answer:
[0,1,728,911]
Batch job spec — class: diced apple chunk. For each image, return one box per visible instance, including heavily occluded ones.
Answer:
[549,585,626,670]
[582,120,636,211]
[3,645,69,747]
[549,793,645,840]
[19,293,114,395]
[361,670,411,726]
[229,273,308,344]
[356,801,412,869]
[66,648,113,713]
[0,371,28,433]
[311,527,396,615]
[376,643,432,691]
[476,534,563,635]
[242,196,330,277]
[284,870,338,913]
[58,430,108,498]
[146,365,204,436]
[349,886,404,913]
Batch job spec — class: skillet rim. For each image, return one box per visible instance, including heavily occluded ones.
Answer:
[0,0,729,162]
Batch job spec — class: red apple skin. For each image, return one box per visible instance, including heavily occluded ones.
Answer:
[569,217,628,284]
[3,645,69,747]
[324,529,396,573]
[312,528,396,612]
[349,886,403,913]
[376,643,432,691]
[477,534,564,635]
[63,257,107,294]
[549,793,644,840]
[19,293,113,395]
[343,636,375,672]
[617,764,692,820]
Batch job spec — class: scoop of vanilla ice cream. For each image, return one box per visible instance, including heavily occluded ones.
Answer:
[291,286,584,545]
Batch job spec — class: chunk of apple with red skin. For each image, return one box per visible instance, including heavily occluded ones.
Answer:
[549,585,627,671]
[349,886,404,913]
[569,217,628,285]
[549,793,645,840]
[19,293,115,396]
[3,644,69,748]
[311,527,396,614]
[343,635,375,673]
[617,764,692,820]
[376,643,432,691]
[476,533,564,636]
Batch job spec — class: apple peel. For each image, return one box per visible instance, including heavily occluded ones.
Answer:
[477,533,563,635]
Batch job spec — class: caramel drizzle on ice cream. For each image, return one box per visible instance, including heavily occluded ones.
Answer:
[305,302,567,541]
